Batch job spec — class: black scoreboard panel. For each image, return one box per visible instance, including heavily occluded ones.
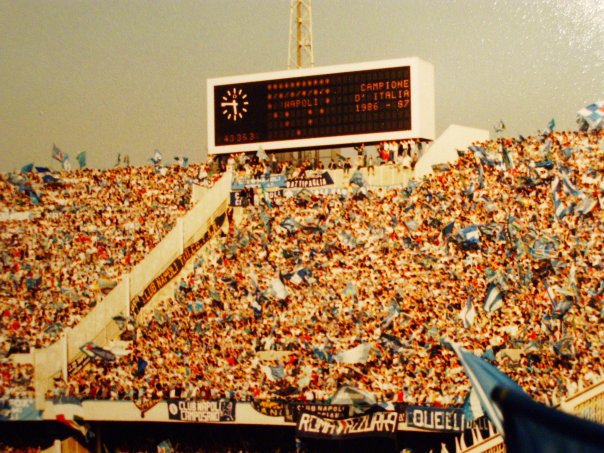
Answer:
[213,66,412,147]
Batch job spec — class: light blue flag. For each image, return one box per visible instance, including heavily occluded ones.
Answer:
[157,439,174,453]
[496,384,604,453]
[451,341,604,453]
[469,145,487,157]
[174,156,189,168]
[544,280,572,319]
[449,342,526,434]
[458,225,480,245]
[76,151,87,169]
[484,283,503,313]
[349,169,365,187]
[21,163,34,173]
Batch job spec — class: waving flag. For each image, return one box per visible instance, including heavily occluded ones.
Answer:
[502,147,514,170]
[280,217,301,233]
[560,167,581,196]
[462,388,484,422]
[544,280,573,319]
[76,151,87,169]
[493,120,506,133]
[256,147,268,161]
[269,278,288,300]
[335,343,372,364]
[458,225,480,247]
[21,163,34,173]
[450,341,604,452]
[576,195,597,216]
[51,144,66,163]
[544,118,555,133]
[174,156,189,168]
[449,342,523,434]
[460,296,476,328]
[484,283,503,313]
[441,221,455,239]
[577,101,604,131]
[152,149,163,164]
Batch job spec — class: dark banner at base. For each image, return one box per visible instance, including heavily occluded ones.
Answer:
[285,403,351,423]
[167,399,235,422]
[405,405,469,432]
[251,400,285,418]
[296,411,399,440]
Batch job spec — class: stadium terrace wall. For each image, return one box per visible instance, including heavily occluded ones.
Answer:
[31,173,233,410]
[229,166,414,208]
[42,399,490,435]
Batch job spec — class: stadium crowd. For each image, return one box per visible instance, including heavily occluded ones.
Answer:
[0,164,204,357]
[0,144,409,400]
[52,129,603,407]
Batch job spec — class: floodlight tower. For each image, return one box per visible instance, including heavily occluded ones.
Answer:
[289,0,325,164]
[288,0,314,69]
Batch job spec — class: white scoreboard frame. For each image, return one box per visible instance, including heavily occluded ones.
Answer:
[207,57,434,155]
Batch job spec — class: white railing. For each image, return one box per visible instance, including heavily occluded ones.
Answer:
[560,380,604,424]
[129,221,183,300]
[458,380,604,452]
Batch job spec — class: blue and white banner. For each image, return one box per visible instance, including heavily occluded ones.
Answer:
[230,189,282,207]
[231,174,286,190]
[167,399,235,422]
[286,171,334,189]
[0,398,41,420]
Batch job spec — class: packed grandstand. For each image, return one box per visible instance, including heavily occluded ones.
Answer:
[1,127,603,450]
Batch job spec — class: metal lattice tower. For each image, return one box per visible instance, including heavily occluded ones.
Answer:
[288,0,314,69]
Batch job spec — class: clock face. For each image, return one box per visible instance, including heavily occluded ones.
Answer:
[221,87,249,122]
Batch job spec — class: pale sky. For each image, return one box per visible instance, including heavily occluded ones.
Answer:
[1,0,602,172]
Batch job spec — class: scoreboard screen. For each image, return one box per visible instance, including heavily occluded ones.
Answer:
[207,58,434,154]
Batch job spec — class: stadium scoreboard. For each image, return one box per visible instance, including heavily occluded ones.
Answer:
[207,57,434,155]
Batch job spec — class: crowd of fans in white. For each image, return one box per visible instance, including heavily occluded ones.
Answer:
[1,131,603,410]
